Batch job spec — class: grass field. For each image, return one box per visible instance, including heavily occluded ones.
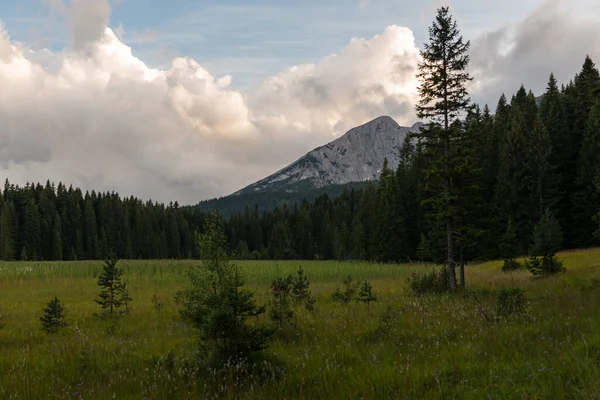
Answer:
[1,250,600,399]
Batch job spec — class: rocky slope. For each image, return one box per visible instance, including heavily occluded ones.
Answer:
[234,116,422,195]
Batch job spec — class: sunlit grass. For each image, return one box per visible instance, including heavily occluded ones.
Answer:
[1,250,600,398]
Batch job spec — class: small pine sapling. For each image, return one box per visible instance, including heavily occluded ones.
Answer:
[291,266,316,311]
[270,275,295,327]
[332,274,359,303]
[357,280,377,314]
[119,282,132,314]
[40,296,67,333]
[95,258,128,315]
[525,211,565,275]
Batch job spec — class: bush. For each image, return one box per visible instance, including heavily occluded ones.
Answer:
[291,266,316,311]
[525,211,565,276]
[502,258,521,272]
[405,266,450,296]
[40,296,67,333]
[357,280,377,313]
[525,254,565,276]
[331,275,359,303]
[269,275,295,327]
[497,288,527,317]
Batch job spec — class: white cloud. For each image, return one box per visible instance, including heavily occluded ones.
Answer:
[2,0,598,204]
[470,0,600,107]
[0,9,422,203]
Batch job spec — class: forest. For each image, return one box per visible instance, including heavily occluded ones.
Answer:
[1,55,600,265]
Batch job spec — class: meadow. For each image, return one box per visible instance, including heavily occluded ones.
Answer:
[1,250,600,399]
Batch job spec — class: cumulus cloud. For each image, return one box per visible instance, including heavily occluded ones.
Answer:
[0,6,422,203]
[470,0,600,108]
[2,0,598,204]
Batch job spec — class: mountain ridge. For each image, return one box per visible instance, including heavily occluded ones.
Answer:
[233,116,422,196]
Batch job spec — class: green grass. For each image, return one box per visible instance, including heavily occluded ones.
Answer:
[1,250,600,399]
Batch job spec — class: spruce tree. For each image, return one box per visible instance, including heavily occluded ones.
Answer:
[572,100,600,246]
[40,297,67,333]
[525,211,565,275]
[415,6,473,290]
[357,280,377,314]
[0,201,16,261]
[52,212,63,261]
[524,116,560,224]
[95,258,125,315]
[176,215,271,365]
[539,73,571,234]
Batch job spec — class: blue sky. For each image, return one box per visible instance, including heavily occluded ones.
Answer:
[1,0,556,88]
[1,0,599,202]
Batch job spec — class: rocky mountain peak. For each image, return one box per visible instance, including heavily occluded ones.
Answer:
[233,116,422,195]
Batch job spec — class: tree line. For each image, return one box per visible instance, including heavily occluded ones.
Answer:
[0,55,599,265]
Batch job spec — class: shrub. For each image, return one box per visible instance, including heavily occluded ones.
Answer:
[525,254,565,276]
[525,211,565,275]
[497,288,527,317]
[405,266,450,296]
[291,266,316,311]
[269,275,295,327]
[502,258,521,272]
[357,280,377,314]
[40,296,67,333]
[331,274,359,303]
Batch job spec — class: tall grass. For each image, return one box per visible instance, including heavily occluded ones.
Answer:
[1,250,599,399]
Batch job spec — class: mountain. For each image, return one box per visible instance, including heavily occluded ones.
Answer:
[234,116,423,195]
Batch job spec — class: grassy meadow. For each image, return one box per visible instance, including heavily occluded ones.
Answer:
[1,250,600,399]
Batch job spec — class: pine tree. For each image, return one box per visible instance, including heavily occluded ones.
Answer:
[83,199,99,259]
[40,297,67,333]
[500,218,520,271]
[525,211,565,275]
[524,116,560,224]
[95,258,125,315]
[415,6,473,290]
[269,275,295,328]
[0,201,16,261]
[52,211,63,261]
[539,73,571,234]
[176,214,271,365]
[357,280,377,314]
[572,100,600,246]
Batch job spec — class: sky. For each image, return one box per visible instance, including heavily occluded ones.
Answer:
[0,0,599,204]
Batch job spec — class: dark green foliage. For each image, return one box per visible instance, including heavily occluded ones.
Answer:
[40,297,67,333]
[95,259,130,315]
[291,266,316,310]
[497,288,527,318]
[415,6,474,290]
[269,276,295,327]
[1,56,600,267]
[500,219,521,271]
[175,215,271,366]
[525,212,565,275]
[406,267,450,296]
[0,201,16,260]
[357,281,377,313]
[332,275,359,303]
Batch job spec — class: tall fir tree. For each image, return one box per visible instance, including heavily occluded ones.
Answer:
[0,201,16,260]
[572,100,600,246]
[415,6,473,289]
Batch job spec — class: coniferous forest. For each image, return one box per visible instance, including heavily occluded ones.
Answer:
[1,58,600,264]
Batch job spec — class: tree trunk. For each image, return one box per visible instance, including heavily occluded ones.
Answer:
[442,44,457,291]
[446,219,457,290]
